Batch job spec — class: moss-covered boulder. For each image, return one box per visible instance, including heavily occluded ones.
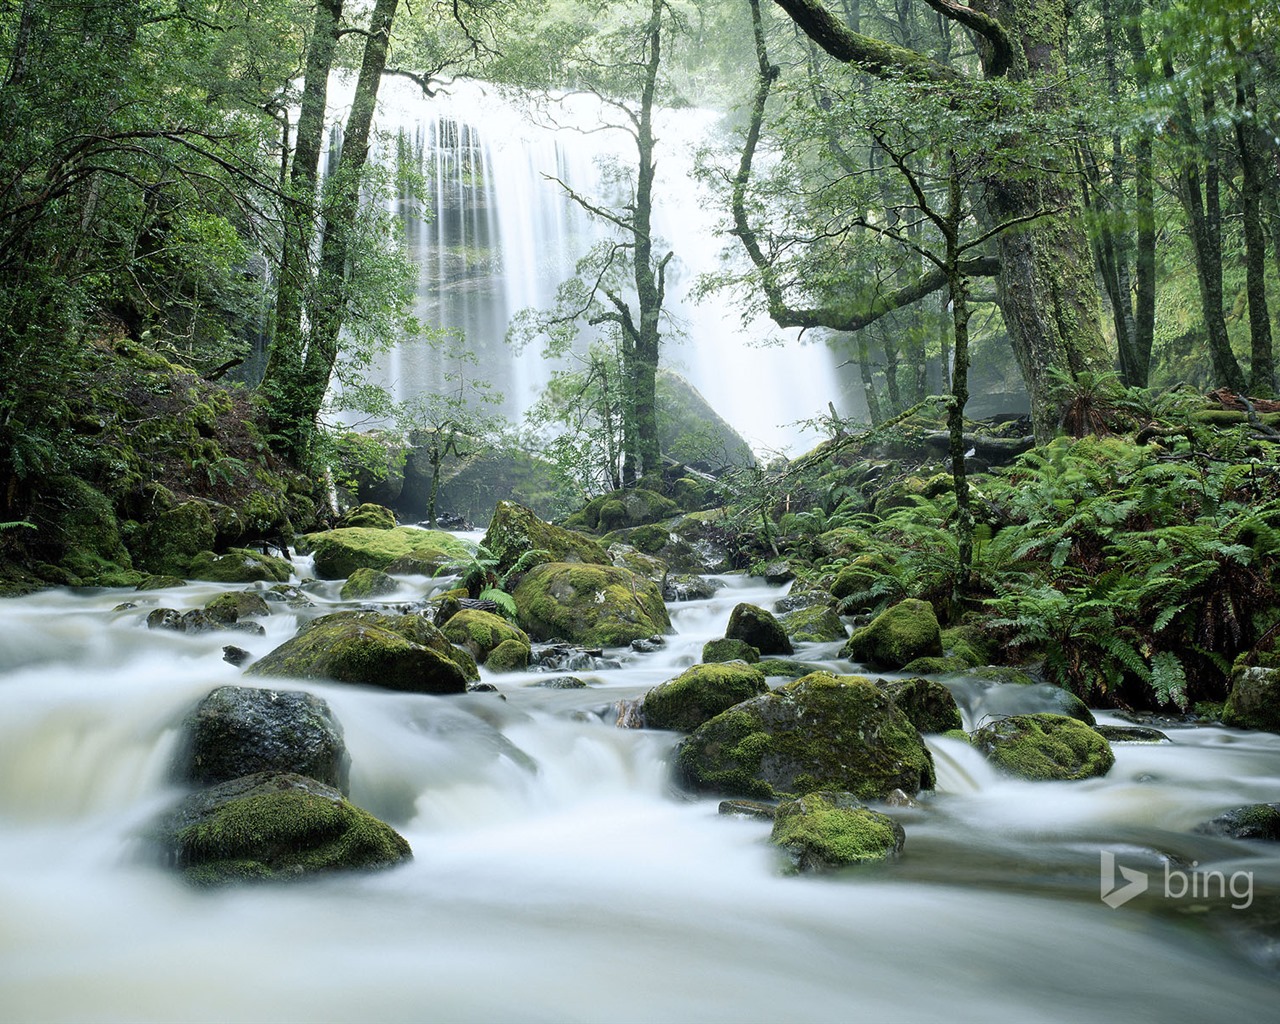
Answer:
[441,608,530,664]
[1194,803,1280,842]
[174,685,349,791]
[511,562,671,647]
[841,599,942,669]
[877,677,963,733]
[725,603,793,656]
[642,662,768,732]
[829,554,893,604]
[770,790,905,874]
[130,500,218,576]
[970,713,1114,781]
[486,638,531,672]
[1223,666,1280,731]
[336,503,397,530]
[204,591,271,624]
[246,611,471,693]
[153,771,410,886]
[340,567,398,600]
[31,475,141,586]
[779,605,848,644]
[676,672,935,801]
[607,542,668,589]
[482,500,610,575]
[188,548,293,584]
[703,637,760,664]
[305,527,474,580]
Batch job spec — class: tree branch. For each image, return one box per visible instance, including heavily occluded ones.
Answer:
[771,0,963,83]
[918,0,1013,76]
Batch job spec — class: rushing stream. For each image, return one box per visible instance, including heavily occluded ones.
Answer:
[1,558,1278,1022]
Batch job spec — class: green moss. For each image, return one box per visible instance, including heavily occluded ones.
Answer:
[247,613,468,693]
[485,638,531,673]
[703,637,760,664]
[168,776,410,886]
[130,500,217,576]
[643,662,768,732]
[511,561,671,647]
[1223,667,1280,731]
[971,713,1114,781]
[441,607,529,663]
[900,656,970,675]
[305,527,475,580]
[755,658,819,679]
[941,729,971,744]
[841,599,942,669]
[878,677,963,733]
[598,500,628,532]
[778,604,848,644]
[481,500,611,575]
[188,548,292,583]
[771,791,905,873]
[677,673,935,801]
[336,503,397,530]
[340,566,398,600]
[204,591,271,623]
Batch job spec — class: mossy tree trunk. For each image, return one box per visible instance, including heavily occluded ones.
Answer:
[763,0,1110,442]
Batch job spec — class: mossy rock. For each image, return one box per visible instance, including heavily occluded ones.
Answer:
[336,503,397,530]
[642,662,768,732]
[305,527,474,580]
[877,677,963,733]
[597,499,628,532]
[607,542,668,589]
[778,605,848,644]
[725,603,793,655]
[481,500,610,576]
[153,771,410,886]
[676,672,936,802]
[703,637,760,664]
[813,528,871,561]
[136,574,188,591]
[303,610,480,683]
[340,567,399,600]
[34,475,141,586]
[246,611,470,693]
[204,591,271,624]
[130,500,218,576]
[1223,666,1280,731]
[970,665,1040,687]
[188,548,292,584]
[441,608,530,664]
[486,638,531,672]
[970,713,1114,781]
[829,554,893,604]
[771,790,905,874]
[174,686,349,791]
[511,562,671,648]
[940,625,993,668]
[841,599,942,669]
[1194,803,1280,842]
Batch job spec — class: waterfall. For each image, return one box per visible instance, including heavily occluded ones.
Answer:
[325,76,839,456]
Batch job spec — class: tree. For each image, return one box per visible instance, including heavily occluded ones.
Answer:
[738,0,1111,441]
[506,0,683,486]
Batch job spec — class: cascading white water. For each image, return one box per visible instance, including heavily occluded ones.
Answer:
[2,565,1280,1021]
[330,76,839,455]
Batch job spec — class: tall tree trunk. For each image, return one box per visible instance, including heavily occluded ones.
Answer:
[1235,75,1275,395]
[970,0,1110,441]
[1122,4,1156,384]
[261,0,344,461]
[1167,65,1246,393]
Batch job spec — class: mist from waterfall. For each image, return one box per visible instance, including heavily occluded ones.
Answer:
[327,75,840,457]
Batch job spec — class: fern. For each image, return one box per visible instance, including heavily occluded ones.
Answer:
[477,586,518,620]
[1150,651,1189,711]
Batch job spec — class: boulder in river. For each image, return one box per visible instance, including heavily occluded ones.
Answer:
[841,599,942,669]
[970,713,1114,781]
[153,771,410,886]
[175,685,349,792]
[482,500,611,575]
[876,677,963,734]
[1223,666,1280,732]
[340,566,399,600]
[441,608,530,665]
[1194,803,1280,842]
[778,605,848,645]
[246,611,474,693]
[725,602,793,656]
[703,637,760,664]
[511,562,671,648]
[303,527,474,579]
[641,661,768,732]
[770,790,905,873]
[676,672,935,801]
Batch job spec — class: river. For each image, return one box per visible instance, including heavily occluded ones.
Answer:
[1,561,1277,1021]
